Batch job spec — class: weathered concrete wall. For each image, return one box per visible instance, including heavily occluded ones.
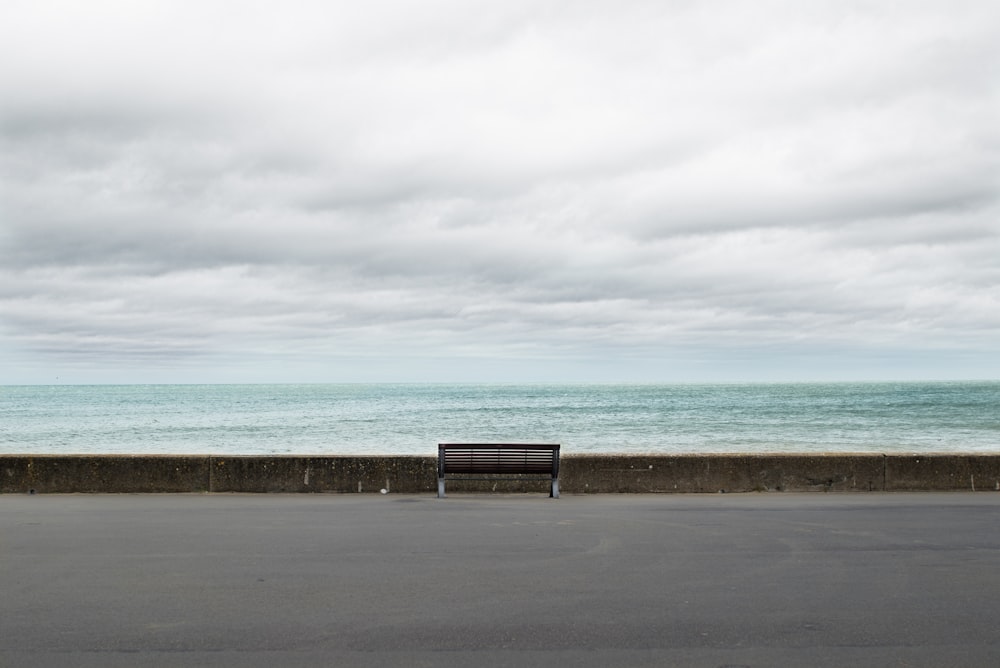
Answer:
[3,454,1000,494]
[1,456,212,494]
[561,455,887,493]
[885,455,1000,492]
[210,456,436,494]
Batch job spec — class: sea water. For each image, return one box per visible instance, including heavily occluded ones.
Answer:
[1,382,998,456]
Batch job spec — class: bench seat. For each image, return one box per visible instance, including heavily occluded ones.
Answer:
[437,443,560,498]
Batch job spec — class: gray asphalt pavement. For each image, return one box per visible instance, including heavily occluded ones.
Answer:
[3,492,1000,667]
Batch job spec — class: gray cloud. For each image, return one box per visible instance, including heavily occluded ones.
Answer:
[2,0,999,382]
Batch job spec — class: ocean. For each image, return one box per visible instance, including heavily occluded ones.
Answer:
[2,382,999,456]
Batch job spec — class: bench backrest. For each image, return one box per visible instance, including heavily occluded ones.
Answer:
[438,443,560,476]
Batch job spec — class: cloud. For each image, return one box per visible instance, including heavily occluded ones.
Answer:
[2,0,999,381]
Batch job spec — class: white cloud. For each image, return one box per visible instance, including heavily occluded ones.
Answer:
[2,0,999,382]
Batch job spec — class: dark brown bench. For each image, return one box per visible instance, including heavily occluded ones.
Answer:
[437,443,560,498]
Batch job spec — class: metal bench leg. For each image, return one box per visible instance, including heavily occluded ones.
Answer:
[438,477,445,498]
[551,477,560,499]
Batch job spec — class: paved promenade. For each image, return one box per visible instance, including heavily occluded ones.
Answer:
[3,493,1000,667]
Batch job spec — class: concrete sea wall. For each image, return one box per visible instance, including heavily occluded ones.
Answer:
[3,454,1000,494]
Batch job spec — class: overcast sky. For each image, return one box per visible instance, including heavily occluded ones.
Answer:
[2,0,999,384]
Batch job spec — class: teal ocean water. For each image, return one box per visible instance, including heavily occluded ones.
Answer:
[2,382,998,456]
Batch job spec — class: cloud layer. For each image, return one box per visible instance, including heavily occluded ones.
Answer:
[2,0,999,382]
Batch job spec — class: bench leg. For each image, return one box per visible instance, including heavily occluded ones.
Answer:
[551,478,560,499]
[438,477,445,498]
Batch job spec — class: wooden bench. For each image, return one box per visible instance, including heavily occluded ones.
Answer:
[437,443,560,498]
